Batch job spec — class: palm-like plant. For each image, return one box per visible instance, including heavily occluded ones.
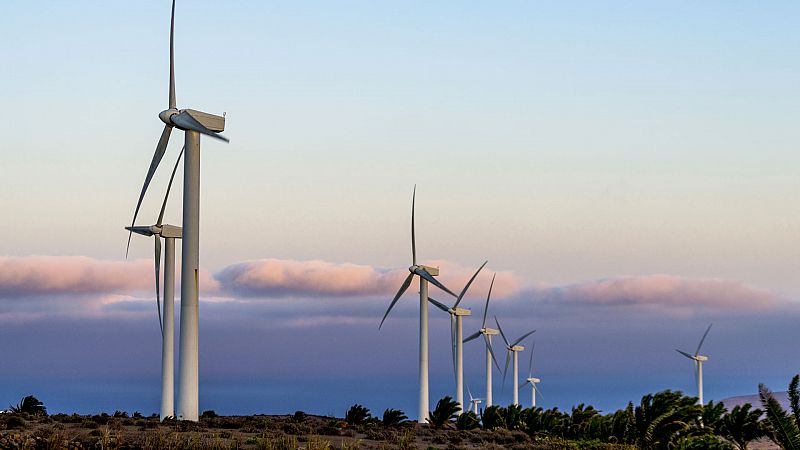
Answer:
[9,395,46,416]
[634,390,701,449]
[701,400,728,434]
[720,403,765,450]
[455,411,481,430]
[427,396,460,429]
[481,405,506,430]
[759,375,800,450]
[502,404,525,431]
[345,404,371,426]
[381,408,408,427]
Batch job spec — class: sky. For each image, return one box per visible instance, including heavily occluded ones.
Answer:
[1,1,799,417]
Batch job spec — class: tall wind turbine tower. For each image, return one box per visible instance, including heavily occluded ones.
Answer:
[126,153,183,420]
[128,0,229,421]
[463,274,501,407]
[380,186,457,423]
[496,317,535,406]
[428,261,487,413]
[676,324,712,406]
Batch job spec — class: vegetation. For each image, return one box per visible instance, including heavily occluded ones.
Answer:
[7,378,800,449]
[426,396,460,428]
[9,395,46,416]
[380,408,407,426]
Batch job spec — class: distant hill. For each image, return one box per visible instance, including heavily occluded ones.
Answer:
[720,391,789,410]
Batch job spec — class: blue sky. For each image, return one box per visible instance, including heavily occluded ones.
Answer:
[1,1,799,416]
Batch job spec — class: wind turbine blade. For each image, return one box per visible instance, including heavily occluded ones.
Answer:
[171,111,229,142]
[154,236,163,336]
[126,226,155,237]
[168,0,176,109]
[157,147,184,226]
[695,323,712,356]
[467,386,474,401]
[494,316,510,347]
[484,334,502,372]
[482,273,496,328]
[128,125,172,256]
[453,260,488,309]
[502,349,511,390]
[427,296,450,313]
[676,349,696,360]
[416,267,457,297]
[411,185,416,266]
[379,273,414,329]
[534,383,544,400]
[520,380,530,390]
[512,329,536,347]
[463,331,481,343]
[528,341,535,377]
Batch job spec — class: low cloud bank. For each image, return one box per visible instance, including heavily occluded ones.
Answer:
[214,258,522,299]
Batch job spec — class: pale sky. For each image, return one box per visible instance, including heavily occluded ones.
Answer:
[1,1,799,415]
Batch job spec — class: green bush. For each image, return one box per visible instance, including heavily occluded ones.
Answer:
[345,404,371,426]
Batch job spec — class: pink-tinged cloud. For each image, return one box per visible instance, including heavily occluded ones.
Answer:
[214,259,522,299]
[0,255,219,299]
[530,274,784,312]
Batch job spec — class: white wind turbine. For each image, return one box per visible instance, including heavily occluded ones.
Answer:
[463,274,502,407]
[467,386,482,415]
[127,0,228,422]
[126,151,184,421]
[519,342,542,408]
[496,317,536,406]
[380,185,458,423]
[428,261,488,414]
[676,324,712,406]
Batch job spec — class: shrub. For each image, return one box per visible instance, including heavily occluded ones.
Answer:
[5,415,26,429]
[9,396,46,416]
[456,411,480,430]
[345,404,371,426]
[201,410,218,418]
[113,410,128,418]
[381,409,408,427]
[481,406,506,430]
[292,411,307,422]
[427,396,460,429]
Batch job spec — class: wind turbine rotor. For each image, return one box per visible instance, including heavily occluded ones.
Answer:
[453,260,488,309]
[482,274,496,328]
[379,272,415,329]
[695,324,712,357]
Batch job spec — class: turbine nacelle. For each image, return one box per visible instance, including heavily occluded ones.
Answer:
[126,224,183,239]
[510,344,525,352]
[451,307,471,316]
[695,355,709,362]
[409,264,439,276]
[527,377,541,384]
[481,327,500,336]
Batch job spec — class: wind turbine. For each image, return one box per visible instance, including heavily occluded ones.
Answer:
[467,386,482,415]
[496,316,536,406]
[428,261,488,414]
[676,324,712,406]
[463,274,502,407]
[128,0,228,421]
[380,186,458,423]
[126,152,183,421]
[519,341,542,408]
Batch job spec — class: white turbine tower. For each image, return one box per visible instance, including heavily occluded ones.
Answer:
[128,0,228,422]
[676,324,712,406]
[126,152,183,421]
[428,261,488,414]
[380,186,458,423]
[463,274,502,407]
[496,317,535,406]
[519,342,542,408]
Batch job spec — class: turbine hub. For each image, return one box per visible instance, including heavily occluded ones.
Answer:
[409,265,418,273]
[159,108,180,125]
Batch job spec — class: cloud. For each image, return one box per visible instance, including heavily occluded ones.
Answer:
[214,258,522,299]
[525,274,785,313]
[0,255,152,298]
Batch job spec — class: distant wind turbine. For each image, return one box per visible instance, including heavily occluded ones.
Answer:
[380,186,458,423]
[463,274,502,407]
[676,324,712,405]
[428,260,488,413]
[467,386,482,415]
[126,151,183,421]
[519,341,542,408]
[127,0,228,421]
[496,316,536,406]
